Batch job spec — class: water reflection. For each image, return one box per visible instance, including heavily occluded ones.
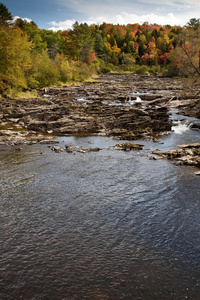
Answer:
[0,133,200,299]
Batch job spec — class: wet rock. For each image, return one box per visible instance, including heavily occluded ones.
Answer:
[152,143,200,168]
[39,140,58,144]
[175,155,200,166]
[152,149,164,155]
[111,142,144,151]
[177,143,200,149]
[178,100,200,118]
[65,144,74,153]
[190,123,200,131]
[165,149,185,159]
[140,94,162,101]
[149,155,165,160]
[87,147,102,152]
[51,146,64,153]
[65,144,102,154]
[110,129,138,140]
[76,146,102,153]
[75,146,87,153]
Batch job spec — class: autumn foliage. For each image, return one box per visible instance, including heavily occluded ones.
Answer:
[0,3,200,96]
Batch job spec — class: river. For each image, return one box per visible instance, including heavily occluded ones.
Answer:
[0,111,200,299]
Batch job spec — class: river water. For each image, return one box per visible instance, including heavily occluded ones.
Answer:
[0,112,200,299]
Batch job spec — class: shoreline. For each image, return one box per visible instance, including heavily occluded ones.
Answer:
[0,74,200,170]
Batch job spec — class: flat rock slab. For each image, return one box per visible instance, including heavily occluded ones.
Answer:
[0,74,199,144]
[151,144,200,168]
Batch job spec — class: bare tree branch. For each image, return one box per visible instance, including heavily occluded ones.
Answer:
[181,44,200,76]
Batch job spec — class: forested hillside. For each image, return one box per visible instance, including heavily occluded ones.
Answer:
[0,3,200,97]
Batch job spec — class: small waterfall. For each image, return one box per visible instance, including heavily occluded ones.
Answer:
[172,120,192,134]
[125,95,142,105]
[135,96,142,103]
[125,96,134,104]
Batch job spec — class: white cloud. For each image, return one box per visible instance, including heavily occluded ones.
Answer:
[91,12,180,26]
[48,11,190,31]
[48,19,77,31]
[13,16,32,23]
[50,0,200,31]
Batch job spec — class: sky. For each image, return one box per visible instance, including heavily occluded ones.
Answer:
[3,0,200,30]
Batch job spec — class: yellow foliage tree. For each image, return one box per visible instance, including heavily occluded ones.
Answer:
[27,50,59,88]
[0,26,32,93]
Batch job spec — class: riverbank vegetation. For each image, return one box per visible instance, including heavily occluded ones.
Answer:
[1,3,200,97]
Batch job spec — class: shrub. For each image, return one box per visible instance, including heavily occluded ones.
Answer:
[72,63,96,81]
[150,65,161,75]
[165,65,179,77]
[28,51,59,88]
[59,59,73,83]
[135,65,150,75]
[100,67,111,73]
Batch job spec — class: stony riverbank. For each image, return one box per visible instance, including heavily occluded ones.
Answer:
[0,73,199,146]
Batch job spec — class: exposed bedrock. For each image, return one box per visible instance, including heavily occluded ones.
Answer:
[0,73,199,144]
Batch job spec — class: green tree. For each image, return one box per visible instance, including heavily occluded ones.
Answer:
[187,18,200,31]
[127,41,138,59]
[40,29,62,58]
[0,3,12,27]
[138,34,147,58]
[62,29,79,60]
[94,33,104,59]
[15,19,47,53]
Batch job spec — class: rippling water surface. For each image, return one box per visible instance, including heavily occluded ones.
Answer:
[0,123,200,299]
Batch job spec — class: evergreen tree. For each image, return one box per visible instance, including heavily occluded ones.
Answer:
[0,3,12,27]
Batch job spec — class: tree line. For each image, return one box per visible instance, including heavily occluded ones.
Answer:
[0,3,200,97]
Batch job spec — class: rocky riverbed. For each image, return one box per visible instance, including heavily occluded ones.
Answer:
[150,143,200,172]
[0,73,200,149]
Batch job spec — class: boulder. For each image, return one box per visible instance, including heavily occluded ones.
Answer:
[152,144,200,168]
[65,145,74,153]
[177,143,200,148]
[190,123,200,130]
[88,147,102,152]
[151,149,164,155]
[64,145,102,154]
[51,146,64,153]
[112,142,144,151]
